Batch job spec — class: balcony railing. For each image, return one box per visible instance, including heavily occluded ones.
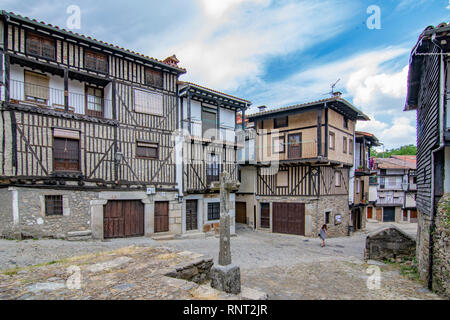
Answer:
[377,198,404,206]
[9,79,112,118]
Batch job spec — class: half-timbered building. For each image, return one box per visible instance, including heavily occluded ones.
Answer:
[177,82,250,236]
[349,131,380,232]
[405,22,449,294]
[0,11,186,240]
[237,93,369,237]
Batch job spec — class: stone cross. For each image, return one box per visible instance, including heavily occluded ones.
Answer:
[210,171,242,294]
[218,171,239,266]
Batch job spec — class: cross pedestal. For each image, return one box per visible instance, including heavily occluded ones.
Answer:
[209,171,241,294]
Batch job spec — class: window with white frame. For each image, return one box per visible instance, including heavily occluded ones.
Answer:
[134,89,164,116]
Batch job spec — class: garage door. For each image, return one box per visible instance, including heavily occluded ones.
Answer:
[236,202,247,224]
[273,202,305,236]
[104,200,144,239]
[383,207,396,222]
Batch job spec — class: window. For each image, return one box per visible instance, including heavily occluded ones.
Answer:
[145,68,163,88]
[26,32,55,60]
[276,171,288,188]
[45,195,63,216]
[274,116,288,129]
[136,141,158,159]
[206,153,221,184]
[349,139,353,155]
[329,132,335,150]
[202,108,217,139]
[343,137,348,154]
[53,131,80,172]
[84,50,108,73]
[272,136,285,153]
[379,177,385,189]
[325,212,331,224]
[335,171,341,187]
[85,86,103,117]
[134,89,164,116]
[343,117,349,129]
[24,71,49,104]
[356,178,360,193]
[208,202,220,221]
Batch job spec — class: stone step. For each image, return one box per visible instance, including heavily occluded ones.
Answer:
[66,235,92,242]
[152,233,175,241]
[67,230,92,237]
[180,232,206,240]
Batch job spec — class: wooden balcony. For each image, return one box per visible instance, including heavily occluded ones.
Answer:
[9,79,112,118]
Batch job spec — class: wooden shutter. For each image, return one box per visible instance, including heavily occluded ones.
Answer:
[26,32,55,59]
[24,71,49,102]
[145,68,163,88]
[85,50,108,73]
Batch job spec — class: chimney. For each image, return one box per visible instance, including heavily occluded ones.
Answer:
[332,91,342,98]
[163,54,180,67]
[258,105,267,112]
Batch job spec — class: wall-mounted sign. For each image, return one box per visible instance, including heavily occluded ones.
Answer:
[335,214,343,225]
[146,187,156,195]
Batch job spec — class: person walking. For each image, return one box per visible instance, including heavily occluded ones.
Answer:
[319,224,329,247]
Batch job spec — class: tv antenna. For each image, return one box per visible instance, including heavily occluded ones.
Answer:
[323,78,341,96]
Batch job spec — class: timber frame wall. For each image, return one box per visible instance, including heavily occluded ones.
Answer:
[179,83,250,194]
[0,13,186,191]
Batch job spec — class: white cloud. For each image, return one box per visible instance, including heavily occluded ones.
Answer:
[146,0,357,90]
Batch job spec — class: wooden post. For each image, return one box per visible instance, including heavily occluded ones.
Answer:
[317,107,322,157]
[4,53,10,102]
[64,68,69,112]
[217,102,221,140]
[187,90,192,135]
[112,80,119,182]
[241,108,246,130]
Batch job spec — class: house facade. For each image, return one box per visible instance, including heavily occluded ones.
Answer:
[349,131,380,231]
[0,11,186,240]
[369,156,417,224]
[236,93,369,237]
[176,82,250,236]
[405,22,449,296]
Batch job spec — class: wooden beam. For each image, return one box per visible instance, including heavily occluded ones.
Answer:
[64,68,69,111]
[317,108,322,157]
[4,53,10,102]
[187,90,192,135]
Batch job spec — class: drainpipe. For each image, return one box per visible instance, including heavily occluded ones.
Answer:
[428,36,446,290]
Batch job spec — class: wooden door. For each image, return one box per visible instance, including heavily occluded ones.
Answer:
[236,202,247,224]
[260,203,270,229]
[367,207,373,219]
[273,202,305,236]
[186,200,198,231]
[288,134,302,159]
[410,210,418,223]
[155,201,169,233]
[376,208,383,221]
[104,200,144,239]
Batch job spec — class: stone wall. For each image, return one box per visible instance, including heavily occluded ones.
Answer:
[431,194,450,298]
[256,195,350,238]
[0,188,13,238]
[364,226,416,261]
[165,257,214,284]
[1,187,98,239]
[416,210,432,282]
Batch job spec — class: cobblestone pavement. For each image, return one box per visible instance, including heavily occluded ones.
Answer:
[0,221,440,300]
[0,246,238,300]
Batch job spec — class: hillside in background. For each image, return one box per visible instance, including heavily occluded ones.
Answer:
[371,144,417,158]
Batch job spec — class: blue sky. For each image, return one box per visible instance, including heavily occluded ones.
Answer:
[1,0,449,149]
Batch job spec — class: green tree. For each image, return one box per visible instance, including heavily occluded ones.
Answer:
[370,144,417,158]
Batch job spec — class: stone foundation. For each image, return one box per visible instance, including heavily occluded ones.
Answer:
[256,195,351,238]
[431,195,450,298]
[165,257,214,284]
[0,187,182,240]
